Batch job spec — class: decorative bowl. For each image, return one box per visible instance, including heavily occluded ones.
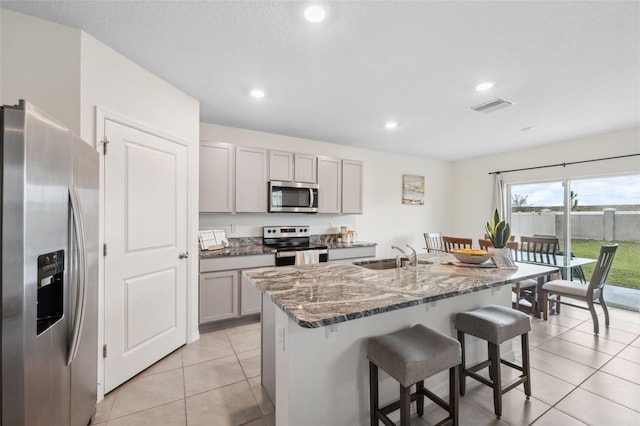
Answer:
[451,249,492,264]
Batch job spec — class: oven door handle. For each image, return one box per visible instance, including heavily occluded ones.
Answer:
[276,249,328,258]
[276,251,298,258]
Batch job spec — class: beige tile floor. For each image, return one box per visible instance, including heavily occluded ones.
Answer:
[94,305,640,425]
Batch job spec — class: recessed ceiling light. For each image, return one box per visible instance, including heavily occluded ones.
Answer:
[250,89,265,99]
[475,81,495,92]
[304,5,326,23]
[385,121,398,130]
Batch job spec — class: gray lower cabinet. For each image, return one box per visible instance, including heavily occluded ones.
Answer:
[199,253,274,325]
[199,270,238,323]
[240,273,261,315]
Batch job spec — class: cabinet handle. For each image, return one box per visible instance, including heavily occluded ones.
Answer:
[179,252,189,259]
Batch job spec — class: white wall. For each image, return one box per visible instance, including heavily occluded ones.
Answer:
[451,127,640,241]
[79,33,199,147]
[200,123,455,257]
[0,8,81,132]
[2,9,202,402]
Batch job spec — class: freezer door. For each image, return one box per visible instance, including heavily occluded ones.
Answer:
[2,101,72,425]
[69,134,99,426]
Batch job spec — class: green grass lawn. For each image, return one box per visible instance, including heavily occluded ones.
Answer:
[571,240,639,290]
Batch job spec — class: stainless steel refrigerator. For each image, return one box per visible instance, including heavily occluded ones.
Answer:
[1,101,98,425]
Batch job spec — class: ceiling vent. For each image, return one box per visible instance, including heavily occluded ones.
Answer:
[471,98,515,114]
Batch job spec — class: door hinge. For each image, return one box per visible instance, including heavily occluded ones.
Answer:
[102,136,109,155]
[103,243,107,256]
[103,344,107,358]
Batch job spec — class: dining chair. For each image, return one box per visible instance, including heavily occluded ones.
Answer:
[520,235,559,261]
[479,239,537,314]
[532,233,586,283]
[542,244,618,334]
[423,232,445,253]
[442,236,472,252]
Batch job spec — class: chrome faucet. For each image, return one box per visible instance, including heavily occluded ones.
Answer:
[391,245,407,268]
[391,245,407,256]
[406,245,418,267]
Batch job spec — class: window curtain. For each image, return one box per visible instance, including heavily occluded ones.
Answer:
[492,174,505,217]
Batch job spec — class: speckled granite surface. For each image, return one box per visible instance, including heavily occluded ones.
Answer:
[243,257,558,328]
[199,236,376,258]
[199,245,275,258]
[323,241,377,249]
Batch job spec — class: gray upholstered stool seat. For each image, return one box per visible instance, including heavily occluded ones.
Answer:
[367,324,461,426]
[455,304,531,344]
[455,305,532,419]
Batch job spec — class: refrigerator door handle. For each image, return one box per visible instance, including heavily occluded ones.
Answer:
[67,185,88,366]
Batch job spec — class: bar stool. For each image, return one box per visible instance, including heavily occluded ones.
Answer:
[455,305,532,419]
[367,324,461,426]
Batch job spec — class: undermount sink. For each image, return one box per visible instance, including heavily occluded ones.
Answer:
[352,257,410,270]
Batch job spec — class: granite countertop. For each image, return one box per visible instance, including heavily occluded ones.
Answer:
[243,256,559,328]
[199,240,376,258]
[199,245,276,258]
[325,241,376,249]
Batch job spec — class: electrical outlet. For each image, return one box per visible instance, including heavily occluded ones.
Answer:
[231,224,238,233]
[277,326,285,351]
[325,323,340,338]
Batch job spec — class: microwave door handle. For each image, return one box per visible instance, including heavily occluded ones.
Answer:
[309,188,314,208]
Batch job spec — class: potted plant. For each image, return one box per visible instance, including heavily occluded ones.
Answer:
[485,208,511,251]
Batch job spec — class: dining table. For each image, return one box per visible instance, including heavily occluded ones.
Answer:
[516,252,597,316]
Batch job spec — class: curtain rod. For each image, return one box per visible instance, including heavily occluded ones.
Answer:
[488,153,640,175]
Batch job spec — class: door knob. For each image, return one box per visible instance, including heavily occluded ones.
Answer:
[179,252,189,259]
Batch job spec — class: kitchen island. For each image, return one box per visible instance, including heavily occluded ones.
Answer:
[243,258,558,426]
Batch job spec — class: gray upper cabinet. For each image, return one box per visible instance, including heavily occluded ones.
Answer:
[269,150,294,181]
[294,153,316,183]
[342,159,363,214]
[199,142,362,214]
[317,156,341,214]
[236,145,268,212]
[199,141,234,212]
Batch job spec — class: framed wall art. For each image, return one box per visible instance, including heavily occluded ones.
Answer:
[402,174,425,205]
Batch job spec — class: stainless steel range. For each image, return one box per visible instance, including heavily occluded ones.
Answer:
[263,226,328,266]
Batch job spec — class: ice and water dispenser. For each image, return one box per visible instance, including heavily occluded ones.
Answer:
[36,250,64,335]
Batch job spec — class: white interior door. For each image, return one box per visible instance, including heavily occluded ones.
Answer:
[103,119,187,392]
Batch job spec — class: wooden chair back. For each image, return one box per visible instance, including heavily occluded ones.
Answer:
[519,236,559,261]
[442,236,472,252]
[588,244,618,294]
[424,232,445,253]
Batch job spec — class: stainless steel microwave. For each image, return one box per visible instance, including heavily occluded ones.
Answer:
[269,181,319,213]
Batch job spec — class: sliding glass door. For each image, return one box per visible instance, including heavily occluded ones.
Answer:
[508,180,566,251]
[507,174,640,311]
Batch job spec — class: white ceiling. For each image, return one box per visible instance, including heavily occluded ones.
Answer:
[4,1,639,161]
